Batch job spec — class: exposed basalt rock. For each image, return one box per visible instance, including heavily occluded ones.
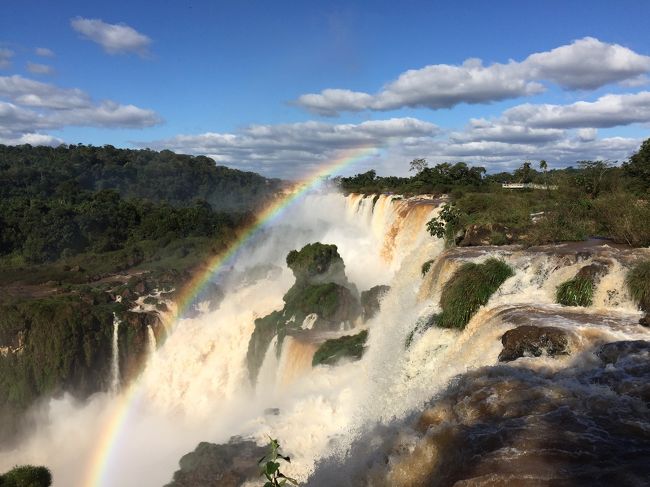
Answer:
[312,330,368,366]
[165,437,266,487]
[576,260,609,281]
[360,285,390,321]
[498,325,571,362]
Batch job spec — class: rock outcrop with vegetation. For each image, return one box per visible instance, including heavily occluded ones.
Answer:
[246,243,362,383]
[312,330,368,366]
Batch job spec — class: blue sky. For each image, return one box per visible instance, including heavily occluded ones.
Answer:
[1,0,650,178]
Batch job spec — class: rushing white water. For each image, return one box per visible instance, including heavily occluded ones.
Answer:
[110,314,120,394]
[146,325,156,361]
[2,191,649,487]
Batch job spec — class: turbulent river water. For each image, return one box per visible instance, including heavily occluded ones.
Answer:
[2,192,649,486]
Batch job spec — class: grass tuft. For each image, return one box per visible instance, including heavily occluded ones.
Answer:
[438,258,514,329]
[625,261,650,312]
[556,276,594,307]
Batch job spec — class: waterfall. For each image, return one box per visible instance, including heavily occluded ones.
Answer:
[110,313,120,393]
[147,325,157,360]
[3,191,648,487]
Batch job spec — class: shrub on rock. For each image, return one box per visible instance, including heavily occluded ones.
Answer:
[438,258,514,329]
[312,330,368,366]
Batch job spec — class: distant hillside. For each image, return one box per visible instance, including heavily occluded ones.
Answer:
[0,144,282,212]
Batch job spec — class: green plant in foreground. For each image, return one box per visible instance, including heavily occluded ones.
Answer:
[438,258,514,329]
[625,261,650,311]
[556,276,594,307]
[258,438,298,487]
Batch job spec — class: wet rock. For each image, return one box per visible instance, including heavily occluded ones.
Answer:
[597,340,650,365]
[165,438,266,487]
[498,325,570,362]
[360,285,390,321]
[640,314,649,327]
[576,261,609,282]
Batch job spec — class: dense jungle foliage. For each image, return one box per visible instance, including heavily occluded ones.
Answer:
[0,144,281,211]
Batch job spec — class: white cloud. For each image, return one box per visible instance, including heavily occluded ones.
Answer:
[0,48,14,70]
[502,91,650,129]
[26,62,55,76]
[138,113,641,179]
[35,47,55,57]
[0,131,63,146]
[0,75,162,144]
[70,17,151,56]
[296,37,650,116]
[141,118,439,178]
[525,37,650,90]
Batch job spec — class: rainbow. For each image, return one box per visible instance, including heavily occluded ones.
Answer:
[83,145,378,487]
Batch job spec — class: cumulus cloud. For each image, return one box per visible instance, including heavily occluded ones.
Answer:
[0,48,14,70]
[26,62,55,76]
[141,118,439,178]
[0,75,162,144]
[70,17,151,56]
[501,91,650,129]
[296,37,650,115]
[138,112,641,179]
[35,47,55,57]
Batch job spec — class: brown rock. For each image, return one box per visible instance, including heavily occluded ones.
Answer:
[498,325,570,362]
[640,314,649,327]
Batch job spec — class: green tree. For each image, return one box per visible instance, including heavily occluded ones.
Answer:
[409,158,428,173]
[514,161,533,184]
[574,160,612,198]
[624,137,650,192]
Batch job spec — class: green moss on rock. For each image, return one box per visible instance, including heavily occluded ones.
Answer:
[286,242,347,286]
[438,258,514,329]
[312,330,368,366]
